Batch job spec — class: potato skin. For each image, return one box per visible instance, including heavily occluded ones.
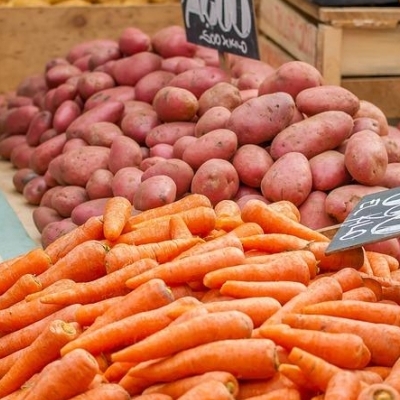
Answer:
[270,110,354,160]
[81,122,123,147]
[295,85,360,117]
[309,150,352,191]
[108,135,143,174]
[376,163,400,188]
[194,106,231,137]
[71,197,111,226]
[22,175,49,206]
[84,86,135,111]
[12,168,39,193]
[50,185,89,218]
[260,151,312,207]
[344,130,388,185]
[353,99,389,136]
[191,158,240,206]
[41,218,78,248]
[232,144,274,188]
[226,92,296,145]
[134,70,175,104]
[0,135,27,160]
[77,71,115,100]
[32,206,64,234]
[53,100,82,134]
[182,129,238,170]
[133,175,177,211]
[325,184,388,223]
[111,166,143,202]
[85,168,114,200]
[145,122,196,148]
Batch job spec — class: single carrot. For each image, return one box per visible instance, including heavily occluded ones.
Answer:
[111,310,254,363]
[0,274,42,310]
[118,372,155,396]
[39,258,158,306]
[214,199,244,231]
[381,285,400,304]
[357,383,400,400]
[197,288,233,303]
[24,278,76,302]
[240,233,309,254]
[67,382,131,400]
[104,361,137,383]
[37,239,109,289]
[342,286,378,302]
[142,371,239,399]
[260,275,343,326]
[301,299,400,326]
[0,248,51,295]
[203,250,315,289]
[220,280,308,304]
[83,278,174,333]
[168,284,194,299]
[359,249,374,275]
[75,296,124,327]
[0,303,80,359]
[201,297,282,328]
[44,215,104,263]
[0,347,26,378]
[60,296,200,356]
[175,379,235,400]
[169,215,193,239]
[364,366,392,380]
[287,346,342,392]
[277,363,320,393]
[366,251,392,278]
[380,253,400,272]
[224,221,264,238]
[0,319,80,397]
[240,387,302,400]
[332,267,365,292]
[174,232,243,260]
[324,370,362,400]
[384,353,400,392]
[127,338,279,383]
[306,241,365,271]
[362,276,383,301]
[118,206,216,245]
[103,196,132,242]
[241,199,330,242]
[123,194,212,229]
[282,313,400,367]
[21,348,100,400]
[267,200,301,222]
[125,393,172,400]
[260,323,371,369]
[125,246,246,290]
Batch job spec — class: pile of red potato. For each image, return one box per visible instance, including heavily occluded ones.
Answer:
[1,24,400,258]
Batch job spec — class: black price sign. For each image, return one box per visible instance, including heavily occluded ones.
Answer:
[181,0,260,60]
[326,187,400,254]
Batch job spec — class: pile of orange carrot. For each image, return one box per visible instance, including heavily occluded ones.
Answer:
[1,193,400,400]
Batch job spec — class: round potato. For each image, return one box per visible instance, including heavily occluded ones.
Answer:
[260,151,312,206]
[172,136,198,159]
[41,218,78,248]
[12,168,39,194]
[22,175,49,206]
[353,100,389,136]
[133,175,177,211]
[81,122,123,148]
[145,121,196,148]
[191,158,240,206]
[33,206,64,234]
[108,135,143,174]
[134,70,176,104]
[194,106,231,138]
[71,197,111,226]
[111,166,143,202]
[51,185,89,218]
[86,168,114,200]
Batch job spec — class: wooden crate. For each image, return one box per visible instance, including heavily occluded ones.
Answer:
[0,4,183,93]
[258,0,400,119]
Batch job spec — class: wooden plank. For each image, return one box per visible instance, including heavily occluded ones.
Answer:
[341,27,400,76]
[258,0,318,65]
[342,76,400,119]
[258,34,295,68]
[0,4,183,93]
[316,23,342,85]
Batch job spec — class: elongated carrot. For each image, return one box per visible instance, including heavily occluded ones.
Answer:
[287,346,342,392]
[240,233,309,254]
[0,248,51,295]
[118,206,216,245]
[174,232,243,260]
[24,278,76,302]
[45,215,104,263]
[384,354,400,392]
[60,296,200,356]
[357,383,400,400]
[214,199,244,231]
[0,347,25,378]
[103,196,132,242]
[306,241,365,272]
[22,348,100,400]
[127,338,278,384]
[301,299,400,326]
[37,240,109,288]
[0,303,80,359]
[342,286,378,302]
[282,313,400,367]
[203,250,314,289]
[260,323,371,369]
[362,276,383,301]
[125,246,246,290]
[168,284,194,300]
[225,221,264,238]
[0,274,42,310]
[175,379,235,400]
[83,278,174,333]
[169,215,193,239]
[364,366,392,380]
[118,372,155,396]
[241,387,302,400]
[111,310,253,363]
[277,363,320,393]
[324,370,362,400]
[75,296,124,328]
[39,258,159,306]
[142,371,239,399]
[366,251,392,278]
[0,319,80,397]
[104,361,137,383]
[261,275,343,326]
[67,382,131,400]
[267,200,301,222]
[332,267,364,292]
[241,199,330,242]
[220,280,307,304]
